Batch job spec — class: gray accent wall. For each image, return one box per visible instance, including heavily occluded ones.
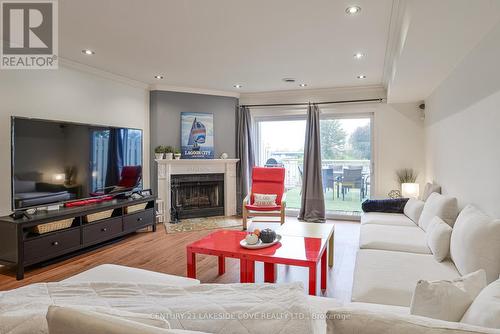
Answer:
[150,90,238,194]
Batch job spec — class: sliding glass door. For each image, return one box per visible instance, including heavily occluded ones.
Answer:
[320,115,372,217]
[255,113,373,218]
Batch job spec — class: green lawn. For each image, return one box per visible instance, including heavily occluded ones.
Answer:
[285,187,364,213]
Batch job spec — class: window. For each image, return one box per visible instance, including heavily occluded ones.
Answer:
[256,119,306,210]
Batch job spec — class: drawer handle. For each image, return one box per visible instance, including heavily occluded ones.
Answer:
[101,228,107,232]
[137,217,143,222]
[52,241,59,246]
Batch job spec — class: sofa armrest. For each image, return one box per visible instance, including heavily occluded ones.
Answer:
[326,307,500,334]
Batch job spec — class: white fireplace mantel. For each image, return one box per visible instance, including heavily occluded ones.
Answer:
[156,159,239,223]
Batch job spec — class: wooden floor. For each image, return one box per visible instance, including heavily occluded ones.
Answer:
[0,218,360,302]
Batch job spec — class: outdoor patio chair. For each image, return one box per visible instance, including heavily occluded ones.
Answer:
[340,167,365,201]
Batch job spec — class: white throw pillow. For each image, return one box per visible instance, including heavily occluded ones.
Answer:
[461,277,500,329]
[450,205,500,283]
[426,216,452,262]
[422,183,441,201]
[409,270,487,322]
[418,193,458,231]
[404,198,425,224]
[253,193,277,206]
[46,306,208,334]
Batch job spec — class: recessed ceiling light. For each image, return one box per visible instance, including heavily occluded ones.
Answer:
[233,84,242,89]
[299,83,307,87]
[82,49,95,55]
[154,75,164,80]
[346,6,361,15]
[354,52,365,59]
[357,75,366,79]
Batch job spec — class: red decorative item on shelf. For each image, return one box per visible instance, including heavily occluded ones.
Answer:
[64,196,114,207]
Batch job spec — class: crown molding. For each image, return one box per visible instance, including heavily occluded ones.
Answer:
[150,84,240,98]
[59,58,149,90]
[239,85,386,105]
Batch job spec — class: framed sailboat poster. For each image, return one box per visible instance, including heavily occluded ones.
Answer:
[181,112,214,159]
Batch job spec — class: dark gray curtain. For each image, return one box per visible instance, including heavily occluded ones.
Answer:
[298,103,325,223]
[236,106,255,215]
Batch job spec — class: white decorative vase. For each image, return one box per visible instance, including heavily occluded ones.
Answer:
[401,183,419,199]
[165,153,173,160]
[174,153,181,160]
[155,153,164,160]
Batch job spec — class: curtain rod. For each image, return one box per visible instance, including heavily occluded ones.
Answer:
[240,98,384,108]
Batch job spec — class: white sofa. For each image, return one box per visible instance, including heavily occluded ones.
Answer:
[7,190,500,334]
[60,263,415,334]
[347,192,500,333]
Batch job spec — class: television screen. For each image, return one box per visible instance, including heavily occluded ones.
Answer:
[11,117,143,210]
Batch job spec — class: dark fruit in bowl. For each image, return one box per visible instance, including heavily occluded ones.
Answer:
[260,228,276,243]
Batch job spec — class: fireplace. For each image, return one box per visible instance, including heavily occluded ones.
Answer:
[156,159,238,223]
[171,173,225,221]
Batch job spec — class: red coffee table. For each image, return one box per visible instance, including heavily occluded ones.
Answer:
[186,230,328,295]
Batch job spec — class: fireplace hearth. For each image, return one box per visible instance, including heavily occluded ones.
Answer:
[171,173,225,222]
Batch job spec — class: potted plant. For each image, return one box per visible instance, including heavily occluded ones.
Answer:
[164,146,174,160]
[154,145,165,160]
[174,148,181,160]
[396,168,419,198]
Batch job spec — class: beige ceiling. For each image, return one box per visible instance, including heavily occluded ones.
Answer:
[59,0,500,101]
[385,0,500,103]
[60,0,393,92]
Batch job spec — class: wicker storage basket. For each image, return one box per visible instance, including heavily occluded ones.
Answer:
[125,203,148,214]
[32,218,74,234]
[86,210,114,223]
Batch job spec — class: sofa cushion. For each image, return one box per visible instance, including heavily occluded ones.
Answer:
[326,307,500,334]
[361,212,416,227]
[461,277,500,329]
[409,270,487,322]
[422,182,442,201]
[62,264,201,286]
[404,199,425,223]
[426,217,453,262]
[450,205,500,283]
[360,225,431,254]
[307,296,344,334]
[418,193,459,230]
[352,249,460,307]
[47,306,208,334]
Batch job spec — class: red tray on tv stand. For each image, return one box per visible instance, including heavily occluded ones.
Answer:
[64,195,114,207]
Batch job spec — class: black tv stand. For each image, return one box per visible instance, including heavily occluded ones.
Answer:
[0,195,156,280]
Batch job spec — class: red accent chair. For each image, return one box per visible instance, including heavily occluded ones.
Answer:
[242,167,286,230]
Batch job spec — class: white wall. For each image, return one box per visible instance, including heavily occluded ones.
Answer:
[240,86,425,199]
[0,62,150,215]
[374,103,425,198]
[425,21,500,218]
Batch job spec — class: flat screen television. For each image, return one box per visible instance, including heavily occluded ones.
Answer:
[11,117,143,210]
